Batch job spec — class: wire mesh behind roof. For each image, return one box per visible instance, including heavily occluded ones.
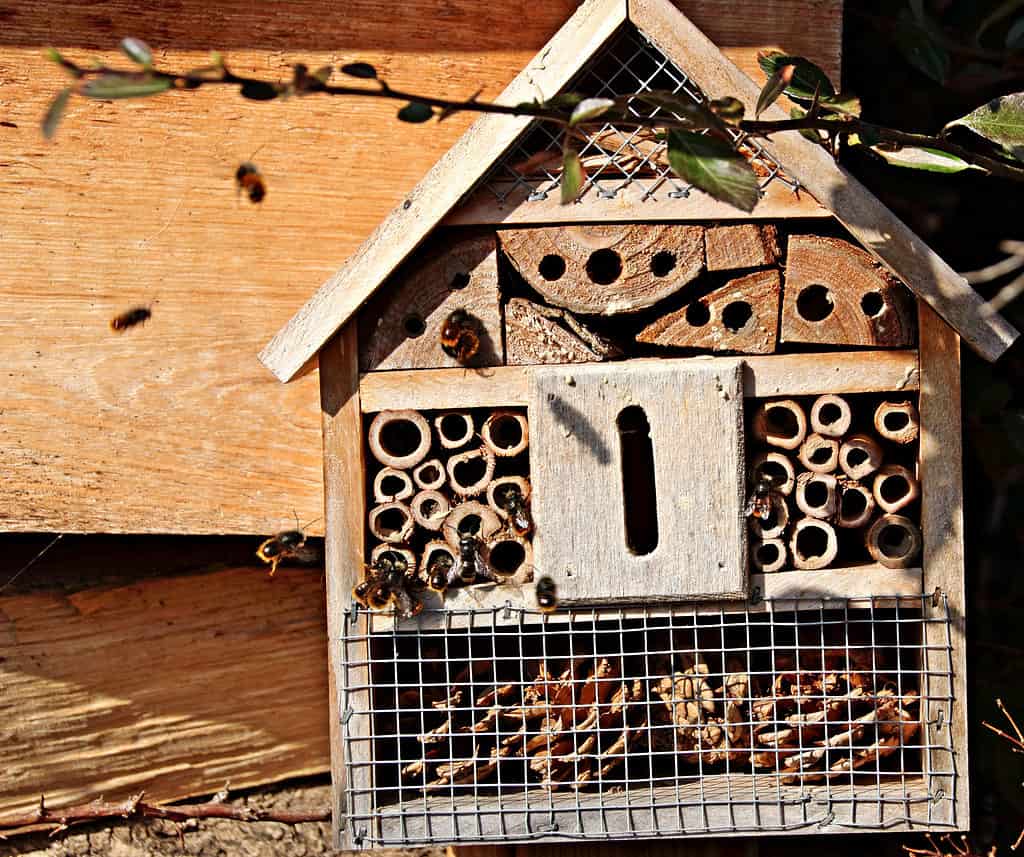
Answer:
[476,24,799,207]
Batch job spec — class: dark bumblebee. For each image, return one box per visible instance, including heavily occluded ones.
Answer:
[496,484,532,536]
[745,471,784,520]
[235,162,267,203]
[110,306,151,332]
[439,309,481,363]
[353,551,424,619]
[426,551,455,592]
[452,531,494,585]
[535,576,558,613]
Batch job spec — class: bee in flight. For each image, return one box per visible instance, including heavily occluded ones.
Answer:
[440,309,481,364]
[256,516,321,576]
[535,575,558,613]
[235,162,267,203]
[745,471,784,520]
[353,550,423,619]
[495,484,532,536]
[110,306,151,332]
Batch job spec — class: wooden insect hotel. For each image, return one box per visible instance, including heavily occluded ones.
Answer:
[260,0,1018,848]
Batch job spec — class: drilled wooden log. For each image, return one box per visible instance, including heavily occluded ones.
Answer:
[370,544,418,580]
[636,269,781,353]
[798,433,840,474]
[446,446,496,497]
[790,517,839,570]
[499,224,704,314]
[866,514,923,568]
[836,478,876,529]
[410,489,451,531]
[795,471,838,519]
[367,410,431,469]
[872,464,920,514]
[443,501,502,549]
[487,475,532,520]
[780,235,916,348]
[433,411,475,450]
[372,467,415,503]
[481,411,529,458]
[705,224,780,271]
[484,533,534,583]
[751,451,796,496]
[750,537,788,573]
[358,233,503,370]
[809,394,852,438]
[504,297,619,365]
[838,433,884,480]
[751,399,807,450]
[412,458,447,491]
[368,501,414,544]
[748,493,789,539]
[874,400,920,445]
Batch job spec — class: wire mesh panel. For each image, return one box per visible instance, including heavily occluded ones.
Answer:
[339,596,956,847]
[474,24,798,208]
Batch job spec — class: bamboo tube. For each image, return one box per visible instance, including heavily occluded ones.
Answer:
[751,451,796,496]
[866,514,922,568]
[838,433,883,480]
[790,517,839,570]
[795,472,838,519]
[434,411,475,450]
[750,537,787,573]
[836,478,876,529]
[443,501,502,549]
[370,543,418,580]
[751,399,807,450]
[368,500,414,544]
[797,433,840,474]
[412,458,447,491]
[446,446,496,497]
[874,400,920,445]
[486,475,531,519]
[368,409,431,469]
[484,533,534,583]
[422,540,457,582]
[410,489,451,531]
[872,464,920,513]
[372,467,415,503]
[481,410,530,457]
[748,493,789,540]
[809,394,852,438]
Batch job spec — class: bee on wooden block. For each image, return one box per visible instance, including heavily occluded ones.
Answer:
[353,550,424,618]
[453,531,496,586]
[745,471,784,521]
[495,484,532,536]
[110,306,152,333]
[235,162,267,203]
[256,517,321,576]
[535,575,558,613]
[440,309,481,363]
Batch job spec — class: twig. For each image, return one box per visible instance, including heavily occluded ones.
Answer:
[983,699,1024,850]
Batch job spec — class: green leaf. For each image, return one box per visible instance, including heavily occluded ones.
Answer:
[976,0,1024,42]
[79,73,173,99]
[790,106,828,144]
[666,130,759,212]
[756,51,835,100]
[709,96,744,124]
[397,102,433,123]
[119,37,153,67]
[820,92,861,117]
[945,93,1024,158]
[892,17,950,83]
[341,62,377,79]
[45,47,80,76]
[41,87,71,139]
[1006,17,1024,48]
[569,97,615,126]
[756,64,794,117]
[870,146,983,173]
[560,148,584,204]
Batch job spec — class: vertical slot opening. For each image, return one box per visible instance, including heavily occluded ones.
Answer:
[616,405,659,555]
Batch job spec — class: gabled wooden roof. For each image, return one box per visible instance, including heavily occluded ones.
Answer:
[260,0,1019,382]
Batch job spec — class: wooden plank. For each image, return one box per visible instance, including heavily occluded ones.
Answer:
[358,351,920,412]
[630,0,1019,363]
[529,360,746,603]
[918,304,968,830]
[0,565,329,818]
[516,842,758,857]
[318,323,367,848]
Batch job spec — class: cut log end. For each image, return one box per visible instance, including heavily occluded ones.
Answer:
[866,514,922,568]
[705,224,780,271]
[368,409,431,469]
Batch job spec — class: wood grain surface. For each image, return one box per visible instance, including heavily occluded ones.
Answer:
[0,0,841,534]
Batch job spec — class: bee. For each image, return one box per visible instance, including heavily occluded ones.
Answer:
[745,471,784,520]
[440,309,481,364]
[426,551,455,593]
[256,516,321,576]
[235,162,267,203]
[353,551,424,619]
[535,575,558,613]
[454,531,497,585]
[110,306,152,332]
[495,484,532,536]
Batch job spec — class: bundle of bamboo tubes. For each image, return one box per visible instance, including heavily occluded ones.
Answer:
[749,394,922,572]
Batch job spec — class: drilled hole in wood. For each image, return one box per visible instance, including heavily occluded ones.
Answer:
[796,284,834,322]
[379,419,422,458]
[884,412,911,431]
[376,508,410,539]
[846,448,869,468]
[861,291,884,317]
[379,474,406,496]
[449,272,470,290]
[841,489,868,520]
[402,313,426,338]
[721,301,753,332]
[879,473,911,505]
[685,301,711,327]
[878,523,913,558]
[616,405,658,556]
[488,540,526,576]
[763,405,798,440]
[453,456,487,488]
[456,514,482,536]
[487,414,523,450]
[538,254,566,281]
[650,250,677,277]
[818,403,842,426]
[586,248,622,285]
[795,525,828,560]
[755,542,780,567]
[804,480,829,508]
